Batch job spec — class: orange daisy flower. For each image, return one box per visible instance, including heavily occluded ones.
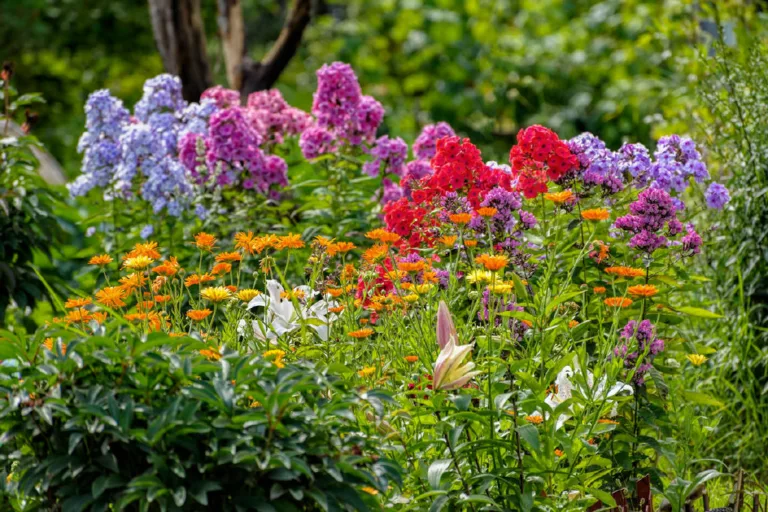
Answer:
[329,305,345,314]
[365,229,401,244]
[66,308,92,325]
[477,207,498,217]
[276,233,305,250]
[438,235,457,246]
[348,328,374,339]
[119,273,147,293]
[464,239,478,248]
[185,273,215,287]
[199,348,221,361]
[187,309,212,321]
[125,241,161,260]
[95,287,127,308]
[397,260,427,273]
[627,284,658,298]
[526,415,544,425]
[568,320,579,328]
[215,251,242,263]
[475,254,508,271]
[604,297,633,308]
[194,232,217,251]
[363,244,389,263]
[404,355,418,363]
[234,231,257,254]
[581,208,610,221]
[88,254,113,266]
[328,241,356,256]
[604,266,646,278]
[153,257,181,277]
[544,190,574,204]
[154,295,171,304]
[449,213,472,225]
[326,288,344,298]
[91,311,108,324]
[593,286,607,294]
[65,297,92,309]
[211,262,232,275]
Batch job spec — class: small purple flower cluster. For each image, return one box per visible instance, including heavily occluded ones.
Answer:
[246,89,312,145]
[567,133,624,194]
[614,188,685,254]
[615,319,665,385]
[363,135,408,178]
[413,122,456,161]
[299,62,384,159]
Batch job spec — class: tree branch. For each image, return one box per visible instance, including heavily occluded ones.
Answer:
[148,0,212,101]
[240,0,313,95]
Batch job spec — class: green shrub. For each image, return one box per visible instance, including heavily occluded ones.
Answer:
[0,332,401,511]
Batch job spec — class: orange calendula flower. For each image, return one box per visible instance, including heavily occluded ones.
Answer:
[341,264,357,282]
[234,231,257,254]
[627,284,658,297]
[154,295,171,304]
[119,273,147,293]
[66,308,93,324]
[122,255,154,270]
[604,266,645,278]
[236,289,260,302]
[201,286,231,303]
[526,415,544,425]
[65,297,92,309]
[328,241,356,256]
[275,233,305,250]
[211,262,232,275]
[592,241,610,263]
[593,286,607,294]
[194,232,217,251]
[88,254,113,266]
[328,305,345,314]
[568,320,579,328]
[96,287,127,308]
[185,273,215,287]
[581,208,610,221]
[365,229,401,244]
[464,239,478,248]
[363,244,389,263]
[215,251,242,263]
[124,313,147,322]
[438,235,457,246]
[604,297,633,308]
[91,311,108,324]
[187,309,212,321]
[449,213,472,225]
[153,257,181,276]
[397,260,426,273]
[544,190,574,204]
[126,241,162,260]
[422,271,439,284]
[138,300,154,311]
[477,207,498,217]
[475,254,509,271]
[349,328,374,339]
[314,236,333,247]
[554,449,564,457]
[357,366,376,378]
[199,348,221,361]
[404,355,418,363]
[326,288,344,298]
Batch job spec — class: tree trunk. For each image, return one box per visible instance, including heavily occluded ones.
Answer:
[148,0,212,101]
[240,0,312,95]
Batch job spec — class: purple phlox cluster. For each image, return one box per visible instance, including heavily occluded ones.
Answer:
[681,223,703,256]
[178,99,218,139]
[705,182,730,209]
[200,85,241,108]
[306,62,384,152]
[649,135,709,193]
[616,142,652,185]
[69,90,129,197]
[299,125,337,160]
[413,122,456,161]
[474,186,523,234]
[363,135,408,178]
[382,178,404,204]
[519,210,537,230]
[614,188,682,253]
[134,74,186,123]
[567,132,624,194]
[615,319,665,385]
[246,89,312,144]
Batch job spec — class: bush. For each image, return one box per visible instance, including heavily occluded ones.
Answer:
[0,332,401,511]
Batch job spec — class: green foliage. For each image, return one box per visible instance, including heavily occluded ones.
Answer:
[0,331,401,511]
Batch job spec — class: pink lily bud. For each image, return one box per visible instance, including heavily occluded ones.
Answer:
[433,302,481,390]
[436,300,457,349]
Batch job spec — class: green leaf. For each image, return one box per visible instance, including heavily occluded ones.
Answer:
[681,391,725,408]
[427,459,452,490]
[674,306,722,319]
[517,424,541,453]
[92,475,123,499]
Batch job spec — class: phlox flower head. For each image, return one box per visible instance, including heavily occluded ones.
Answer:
[363,135,408,177]
[705,182,730,209]
[413,122,456,161]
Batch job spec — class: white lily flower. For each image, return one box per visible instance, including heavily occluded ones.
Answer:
[433,301,481,390]
[533,362,633,430]
[244,280,336,342]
